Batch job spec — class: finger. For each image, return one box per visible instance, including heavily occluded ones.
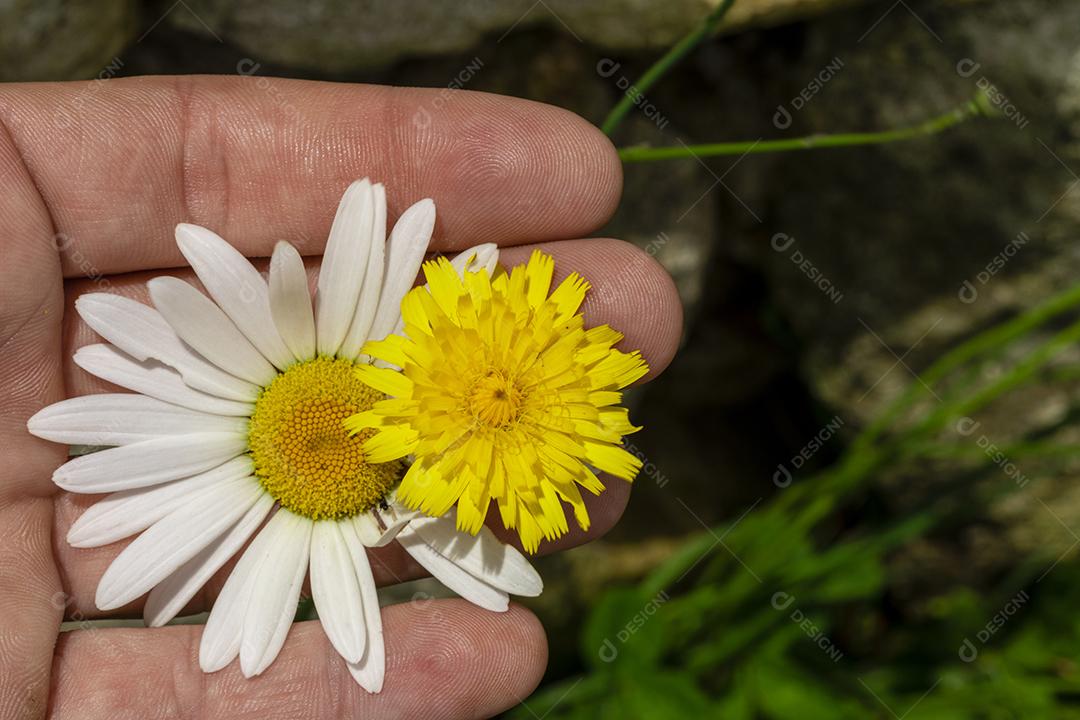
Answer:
[62,238,681,396]
[0,76,622,276]
[49,601,545,720]
[0,107,65,715]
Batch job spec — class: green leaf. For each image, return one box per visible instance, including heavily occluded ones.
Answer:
[506,675,606,720]
[750,658,864,719]
[618,671,714,719]
[582,587,670,671]
[641,531,718,595]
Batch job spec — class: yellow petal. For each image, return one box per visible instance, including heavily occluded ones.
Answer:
[355,365,414,398]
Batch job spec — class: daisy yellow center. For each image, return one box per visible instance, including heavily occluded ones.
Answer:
[248,356,401,520]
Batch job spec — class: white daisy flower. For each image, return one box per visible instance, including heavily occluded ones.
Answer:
[27,179,543,692]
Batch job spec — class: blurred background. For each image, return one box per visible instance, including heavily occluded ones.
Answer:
[9,0,1080,716]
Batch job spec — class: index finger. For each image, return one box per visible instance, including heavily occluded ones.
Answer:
[0,76,622,276]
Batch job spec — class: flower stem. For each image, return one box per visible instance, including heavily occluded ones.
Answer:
[600,0,737,136]
[618,97,987,163]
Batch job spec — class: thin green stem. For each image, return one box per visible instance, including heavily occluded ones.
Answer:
[600,0,736,136]
[618,98,984,163]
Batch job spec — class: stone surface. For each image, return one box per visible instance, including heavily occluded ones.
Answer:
[0,0,137,81]
[681,0,1080,581]
[741,0,1080,426]
[165,0,873,72]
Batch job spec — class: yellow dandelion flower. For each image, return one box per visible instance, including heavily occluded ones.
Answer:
[345,250,649,553]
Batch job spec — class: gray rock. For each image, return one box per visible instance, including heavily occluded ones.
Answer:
[0,0,136,81]
[166,0,875,72]
[704,0,1080,574]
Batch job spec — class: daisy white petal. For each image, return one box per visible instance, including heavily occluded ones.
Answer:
[340,520,385,693]
[316,179,375,357]
[269,241,316,362]
[73,344,253,417]
[76,294,259,402]
[367,198,435,343]
[148,277,278,386]
[200,509,275,672]
[310,521,367,663]
[352,498,418,548]
[449,243,499,277]
[352,512,390,547]
[95,475,262,610]
[339,183,387,358]
[407,515,542,597]
[28,394,247,446]
[144,492,274,627]
[240,510,312,677]
[175,223,294,371]
[396,526,510,612]
[53,432,248,494]
[67,456,253,548]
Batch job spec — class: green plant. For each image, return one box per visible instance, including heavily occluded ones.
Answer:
[512,271,1080,720]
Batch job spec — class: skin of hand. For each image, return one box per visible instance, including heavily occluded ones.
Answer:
[0,76,682,720]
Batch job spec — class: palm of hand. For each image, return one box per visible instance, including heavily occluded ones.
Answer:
[0,76,679,719]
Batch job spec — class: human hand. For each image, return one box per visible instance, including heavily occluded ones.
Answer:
[0,76,681,719]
